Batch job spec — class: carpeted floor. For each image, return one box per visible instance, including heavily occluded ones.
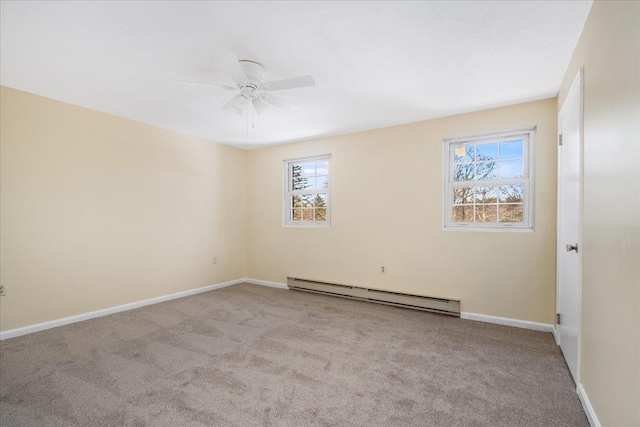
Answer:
[0,283,587,426]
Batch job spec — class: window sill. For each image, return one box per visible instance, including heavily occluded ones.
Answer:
[443,225,534,233]
[284,222,331,228]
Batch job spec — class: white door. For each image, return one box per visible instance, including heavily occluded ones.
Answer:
[556,69,583,384]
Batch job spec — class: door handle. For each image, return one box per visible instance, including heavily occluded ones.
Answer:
[566,243,578,253]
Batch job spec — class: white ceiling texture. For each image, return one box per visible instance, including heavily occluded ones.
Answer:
[0,1,592,149]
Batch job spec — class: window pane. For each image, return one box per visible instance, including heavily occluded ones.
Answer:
[454,145,474,163]
[498,159,523,179]
[316,175,328,189]
[500,140,523,159]
[475,205,498,222]
[453,187,474,205]
[292,208,302,221]
[292,164,312,190]
[475,161,498,181]
[315,207,327,221]
[292,177,303,190]
[306,177,317,189]
[292,195,302,208]
[313,193,327,208]
[454,164,475,182]
[301,194,314,208]
[476,143,498,161]
[316,161,329,175]
[475,186,500,203]
[302,207,314,221]
[301,163,315,176]
[292,165,302,190]
[453,205,474,222]
[499,204,523,222]
[499,185,524,203]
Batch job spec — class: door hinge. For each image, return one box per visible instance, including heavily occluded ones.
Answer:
[556,313,561,324]
[558,134,563,146]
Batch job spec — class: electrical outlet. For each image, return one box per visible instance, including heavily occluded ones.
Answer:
[212,257,217,265]
[380,266,386,274]
[0,285,5,296]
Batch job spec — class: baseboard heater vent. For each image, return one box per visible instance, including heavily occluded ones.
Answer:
[287,277,460,317]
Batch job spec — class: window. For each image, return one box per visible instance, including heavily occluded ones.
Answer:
[443,127,535,231]
[284,155,330,226]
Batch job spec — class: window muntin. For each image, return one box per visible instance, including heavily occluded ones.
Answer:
[444,128,535,230]
[284,155,330,226]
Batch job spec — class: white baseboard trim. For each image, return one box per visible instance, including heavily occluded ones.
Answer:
[551,325,559,345]
[1,280,556,341]
[0,279,244,341]
[577,383,601,427]
[241,284,555,335]
[243,278,288,290]
[460,312,555,333]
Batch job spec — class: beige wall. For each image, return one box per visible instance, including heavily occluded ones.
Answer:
[0,86,247,331]
[247,98,558,324]
[558,1,640,426]
[1,89,558,330]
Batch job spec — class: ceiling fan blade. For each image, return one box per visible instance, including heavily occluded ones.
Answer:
[261,94,299,112]
[170,79,236,91]
[221,94,243,115]
[259,75,315,92]
[217,52,249,84]
[252,97,270,115]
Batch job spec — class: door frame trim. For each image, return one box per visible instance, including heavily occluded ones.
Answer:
[556,67,584,383]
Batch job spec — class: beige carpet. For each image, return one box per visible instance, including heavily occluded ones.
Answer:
[0,283,587,426]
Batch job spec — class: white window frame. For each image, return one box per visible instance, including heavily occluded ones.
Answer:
[442,127,536,232]
[283,154,331,227]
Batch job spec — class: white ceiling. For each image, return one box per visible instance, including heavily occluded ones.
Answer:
[0,1,592,149]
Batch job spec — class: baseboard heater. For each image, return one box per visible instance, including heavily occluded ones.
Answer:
[287,277,460,317]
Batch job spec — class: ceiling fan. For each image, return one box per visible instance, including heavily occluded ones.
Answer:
[172,54,315,116]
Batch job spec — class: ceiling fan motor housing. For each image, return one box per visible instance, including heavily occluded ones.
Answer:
[238,60,266,85]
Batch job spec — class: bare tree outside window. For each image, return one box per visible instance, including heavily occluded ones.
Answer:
[445,131,533,230]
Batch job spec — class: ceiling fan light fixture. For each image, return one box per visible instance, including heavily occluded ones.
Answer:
[234,94,250,109]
